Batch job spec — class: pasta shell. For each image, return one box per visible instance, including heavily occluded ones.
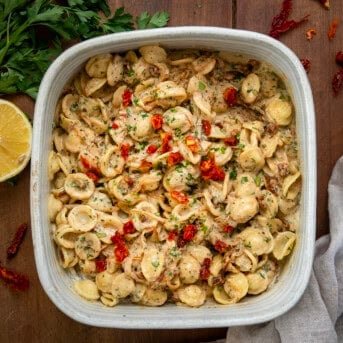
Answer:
[107,54,124,86]
[68,205,97,232]
[131,283,147,303]
[100,146,125,178]
[54,224,79,249]
[265,99,292,126]
[223,272,249,301]
[273,231,296,260]
[141,246,165,282]
[192,57,216,75]
[178,285,206,307]
[139,45,167,64]
[111,273,135,299]
[209,254,224,277]
[282,171,301,200]
[238,147,265,172]
[179,254,201,284]
[241,73,260,104]
[58,247,78,268]
[48,194,63,222]
[84,77,107,97]
[140,288,167,306]
[230,196,259,224]
[64,173,95,200]
[246,270,269,295]
[238,227,274,256]
[85,53,112,78]
[100,293,119,307]
[96,271,117,293]
[75,232,101,260]
[74,279,100,300]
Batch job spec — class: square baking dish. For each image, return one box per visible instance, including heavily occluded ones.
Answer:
[31,27,316,328]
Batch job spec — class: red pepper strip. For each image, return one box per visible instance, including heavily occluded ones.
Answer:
[200,155,225,181]
[115,244,129,263]
[122,89,132,107]
[332,69,343,96]
[328,19,339,40]
[185,135,199,153]
[85,171,99,182]
[214,240,227,253]
[202,120,211,136]
[300,59,311,73]
[223,225,234,234]
[199,258,211,280]
[160,132,172,153]
[80,155,101,178]
[111,122,119,129]
[269,0,309,39]
[95,259,107,272]
[167,152,183,166]
[7,223,28,259]
[0,263,29,291]
[336,51,343,67]
[183,224,198,241]
[123,220,136,234]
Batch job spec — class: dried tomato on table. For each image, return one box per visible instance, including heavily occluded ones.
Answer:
[328,18,339,40]
[7,223,28,259]
[336,51,343,67]
[199,258,212,280]
[300,59,311,73]
[332,69,343,96]
[0,263,29,291]
[269,0,309,39]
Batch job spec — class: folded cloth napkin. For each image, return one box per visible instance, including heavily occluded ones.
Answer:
[215,156,343,343]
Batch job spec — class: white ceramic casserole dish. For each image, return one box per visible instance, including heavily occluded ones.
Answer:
[31,27,316,328]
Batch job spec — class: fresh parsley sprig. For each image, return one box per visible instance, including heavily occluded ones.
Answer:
[0,0,169,99]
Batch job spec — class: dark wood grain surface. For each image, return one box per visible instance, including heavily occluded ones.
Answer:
[1,1,342,342]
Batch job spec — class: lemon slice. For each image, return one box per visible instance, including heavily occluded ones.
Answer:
[0,99,32,182]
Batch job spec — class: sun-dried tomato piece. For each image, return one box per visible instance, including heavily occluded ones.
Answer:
[200,156,225,181]
[300,58,311,73]
[123,220,136,234]
[336,51,343,67]
[168,232,176,241]
[139,159,153,172]
[120,144,130,160]
[115,244,129,262]
[214,240,227,253]
[161,132,172,153]
[147,144,158,154]
[183,224,198,241]
[185,135,199,153]
[95,259,107,272]
[171,190,189,204]
[269,0,309,39]
[177,233,187,248]
[85,171,99,182]
[7,223,28,259]
[111,122,119,129]
[223,225,234,234]
[122,89,132,107]
[202,120,211,136]
[224,136,238,146]
[0,264,29,291]
[306,28,316,40]
[328,18,339,40]
[332,69,343,95]
[167,152,183,166]
[200,258,212,280]
[124,176,134,187]
[80,155,101,177]
[110,231,124,245]
[151,114,163,130]
[223,87,238,106]
[264,175,279,194]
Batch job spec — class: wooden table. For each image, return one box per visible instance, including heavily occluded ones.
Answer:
[1,1,342,342]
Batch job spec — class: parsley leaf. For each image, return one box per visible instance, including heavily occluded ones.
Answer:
[136,11,169,29]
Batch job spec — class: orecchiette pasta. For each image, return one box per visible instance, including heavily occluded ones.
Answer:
[50,46,301,308]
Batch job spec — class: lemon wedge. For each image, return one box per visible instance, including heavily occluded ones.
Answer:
[0,99,32,182]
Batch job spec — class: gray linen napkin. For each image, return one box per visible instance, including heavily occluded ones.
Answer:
[216,155,343,343]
